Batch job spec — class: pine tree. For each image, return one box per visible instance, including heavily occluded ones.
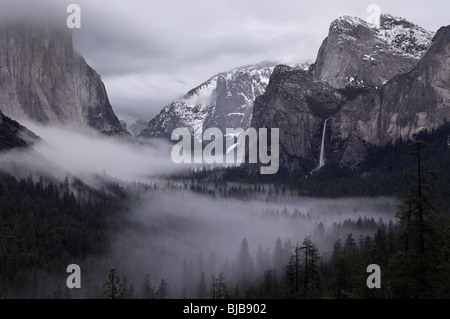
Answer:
[391,141,442,298]
[210,273,228,299]
[233,284,243,299]
[238,238,254,288]
[103,268,126,299]
[284,237,323,298]
[272,238,284,277]
[284,243,300,298]
[141,274,155,299]
[343,233,362,298]
[197,271,207,299]
[256,243,268,275]
[207,250,218,276]
[156,278,170,299]
[329,236,361,299]
[262,267,278,298]
[299,236,323,298]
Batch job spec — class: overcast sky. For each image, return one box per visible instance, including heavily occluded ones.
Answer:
[2,0,449,123]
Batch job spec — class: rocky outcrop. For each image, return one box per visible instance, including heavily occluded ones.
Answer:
[0,22,127,135]
[378,25,450,143]
[251,65,347,174]
[334,24,450,147]
[250,19,449,175]
[312,14,433,89]
[0,110,39,151]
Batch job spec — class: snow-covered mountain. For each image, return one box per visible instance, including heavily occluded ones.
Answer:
[140,13,434,145]
[377,14,433,59]
[138,61,284,141]
[251,16,448,175]
[312,14,434,89]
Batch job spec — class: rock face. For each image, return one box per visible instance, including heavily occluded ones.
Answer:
[312,14,433,89]
[334,25,450,147]
[0,110,39,151]
[138,62,277,141]
[250,17,449,175]
[379,25,450,142]
[0,23,126,135]
[251,65,347,174]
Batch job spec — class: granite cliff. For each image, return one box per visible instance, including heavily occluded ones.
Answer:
[0,22,127,136]
[250,17,449,175]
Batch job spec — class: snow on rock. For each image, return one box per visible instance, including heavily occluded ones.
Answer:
[139,62,277,140]
[314,13,434,89]
[376,14,434,59]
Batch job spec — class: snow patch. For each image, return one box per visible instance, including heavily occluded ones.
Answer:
[363,54,376,61]
[375,14,434,59]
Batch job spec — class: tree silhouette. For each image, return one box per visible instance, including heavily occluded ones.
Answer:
[197,271,207,299]
[141,274,155,299]
[103,268,127,299]
[156,278,170,299]
[391,141,442,298]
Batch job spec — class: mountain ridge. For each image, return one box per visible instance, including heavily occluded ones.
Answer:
[250,21,449,175]
[311,14,434,89]
[138,61,281,142]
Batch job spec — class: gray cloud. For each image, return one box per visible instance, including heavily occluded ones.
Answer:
[0,121,181,184]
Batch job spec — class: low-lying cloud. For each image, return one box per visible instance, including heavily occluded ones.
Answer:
[103,187,398,298]
[0,122,180,184]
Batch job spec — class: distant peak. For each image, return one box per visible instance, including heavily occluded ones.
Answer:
[331,13,427,32]
[336,15,367,24]
[379,13,416,29]
[328,13,433,59]
[219,60,278,76]
[331,15,369,29]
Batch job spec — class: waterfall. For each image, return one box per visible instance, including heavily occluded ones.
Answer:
[318,119,327,169]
